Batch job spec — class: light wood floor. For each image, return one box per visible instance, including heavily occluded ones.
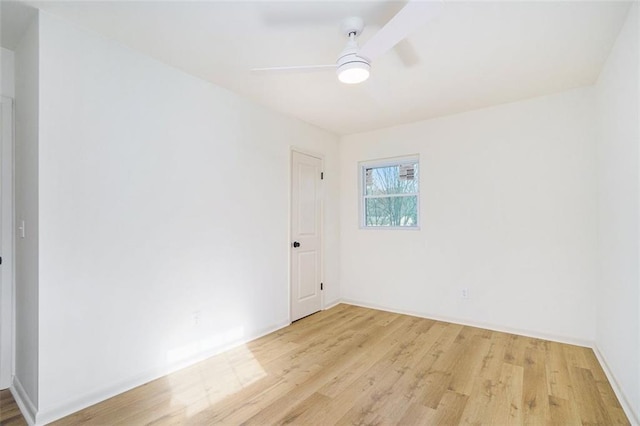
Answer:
[4,304,631,425]
[0,389,27,426]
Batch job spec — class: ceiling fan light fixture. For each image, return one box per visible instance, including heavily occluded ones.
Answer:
[336,28,370,85]
[337,60,370,84]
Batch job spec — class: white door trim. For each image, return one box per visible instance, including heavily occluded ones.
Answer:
[0,96,14,389]
[289,148,324,322]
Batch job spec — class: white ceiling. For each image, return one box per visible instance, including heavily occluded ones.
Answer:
[2,0,633,135]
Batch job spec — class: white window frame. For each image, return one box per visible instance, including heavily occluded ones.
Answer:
[359,155,420,230]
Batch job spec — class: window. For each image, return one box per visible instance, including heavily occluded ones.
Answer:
[360,156,419,228]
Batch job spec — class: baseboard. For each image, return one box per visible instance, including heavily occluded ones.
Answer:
[340,298,593,348]
[35,320,291,425]
[323,299,342,311]
[11,376,37,426]
[592,346,640,426]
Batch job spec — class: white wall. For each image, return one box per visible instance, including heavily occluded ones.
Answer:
[595,3,639,422]
[1,47,15,98]
[13,12,39,421]
[340,87,598,344]
[0,47,16,390]
[35,12,339,423]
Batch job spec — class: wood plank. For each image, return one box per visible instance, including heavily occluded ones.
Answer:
[426,390,469,425]
[569,366,616,425]
[545,340,573,400]
[447,328,492,396]
[478,330,508,380]
[521,345,551,424]
[397,402,437,425]
[492,362,524,425]
[503,333,528,367]
[548,395,582,426]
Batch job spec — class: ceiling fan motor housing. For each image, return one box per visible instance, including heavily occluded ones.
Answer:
[336,18,370,84]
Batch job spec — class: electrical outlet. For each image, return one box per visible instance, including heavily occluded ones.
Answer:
[461,288,470,299]
[192,311,201,326]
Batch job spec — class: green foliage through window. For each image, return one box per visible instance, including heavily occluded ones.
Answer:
[362,158,419,228]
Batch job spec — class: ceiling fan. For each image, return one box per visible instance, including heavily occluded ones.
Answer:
[252,0,444,84]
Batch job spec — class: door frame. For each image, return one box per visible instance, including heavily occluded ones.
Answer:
[289,147,325,322]
[0,96,15,389]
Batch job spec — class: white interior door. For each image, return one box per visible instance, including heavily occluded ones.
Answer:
[0,96,14,389]
[290,150,323,322]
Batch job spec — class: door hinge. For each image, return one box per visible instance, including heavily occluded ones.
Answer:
[320,172,324,180]
[320,282,323,290]
[0,256,2,265]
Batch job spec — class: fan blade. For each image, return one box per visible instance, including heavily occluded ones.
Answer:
[358,0,444,63]
[395,39,421,67]
[252,65,336,74]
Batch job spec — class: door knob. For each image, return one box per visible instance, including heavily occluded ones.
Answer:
[293,241,301,248]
